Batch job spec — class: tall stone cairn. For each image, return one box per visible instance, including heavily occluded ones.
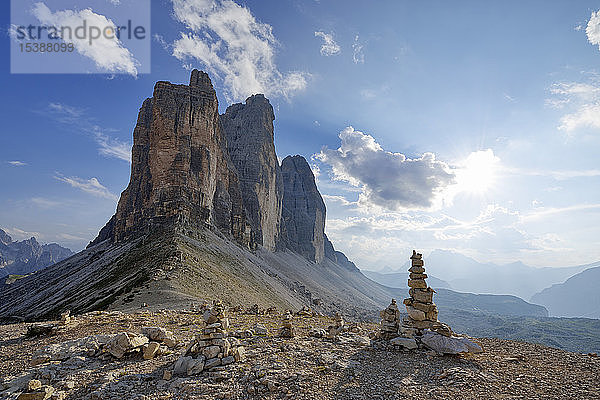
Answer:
[400,250,453,338]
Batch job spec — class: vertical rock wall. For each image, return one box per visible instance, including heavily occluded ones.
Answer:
[220,95,283,251]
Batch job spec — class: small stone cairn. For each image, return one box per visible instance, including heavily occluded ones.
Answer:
[175,300,245,376]
[379,299,401,340]
[279,310,295,338]
[326,312,345,340]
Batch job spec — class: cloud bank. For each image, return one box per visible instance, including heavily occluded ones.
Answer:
[316,127,455,210]
[32,2,139,76]
[171,0,308,101]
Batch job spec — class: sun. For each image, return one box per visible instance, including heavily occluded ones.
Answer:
[455,149,500,194]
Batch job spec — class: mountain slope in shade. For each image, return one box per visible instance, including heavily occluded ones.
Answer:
[397,249,594,300]
[0,226,392,322]
[530,266,600,318]
[361,270,451,289]
[0,228,73,278]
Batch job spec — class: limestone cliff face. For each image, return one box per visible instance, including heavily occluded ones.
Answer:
[89,70,355,270]
[220,95,283,251]
[280,155,326,263]
[91,70,253,247]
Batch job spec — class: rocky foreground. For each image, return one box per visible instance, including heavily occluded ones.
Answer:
[1,308,598,400]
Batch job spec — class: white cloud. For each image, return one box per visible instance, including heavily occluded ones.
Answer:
[31,2,138,75]
[352,35,364,64]
[108,0,121,5]
[92,127,131,162]
[42,102,131,163]
[7,161,27,166]
[171,0,308,101]
[30,197,62,208]
[548,79,600,134]
[314,31,340,56]
[316,126,455,210]
[55,175,119,201]
[586,10,600,50]
[558,103,600,132]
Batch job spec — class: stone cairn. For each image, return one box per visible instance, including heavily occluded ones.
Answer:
[175,300,245,376]
[279,310,295,338]
[401,250,453,338]
[379,299,401,340]
[326,312,345,340]
[378,251,452,347]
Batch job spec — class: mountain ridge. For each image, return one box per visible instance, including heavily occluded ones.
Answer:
[0,228,73,279]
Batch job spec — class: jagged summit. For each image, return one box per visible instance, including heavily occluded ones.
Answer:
[280,155,326,263]
[221,93,282,251]
[91,70,253,248]
[189,69,213,90]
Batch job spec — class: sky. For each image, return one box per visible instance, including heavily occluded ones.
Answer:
[1,0,600,270]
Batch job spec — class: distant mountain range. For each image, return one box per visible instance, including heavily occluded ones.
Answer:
[0,228,73,279]
[531,267,600,319]
[362,270,451,289]
[385,249,596,301]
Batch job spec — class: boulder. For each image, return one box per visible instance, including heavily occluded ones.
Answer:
[173,356,193,376]
[16,385,54,400]
[420,331,483,355]
[143,342,160,359]
[253,324,268,336]
[186,358,205,376]
[105,332,149,359]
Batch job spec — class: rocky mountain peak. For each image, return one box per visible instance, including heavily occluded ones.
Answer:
[189,69,214,91]
[90,70,253,248]
[0,229,12,245]
[220,93,282,251]
[280,155,326,263]
[89,70,353,270]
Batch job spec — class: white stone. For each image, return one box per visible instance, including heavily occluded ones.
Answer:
[421,331,483,355]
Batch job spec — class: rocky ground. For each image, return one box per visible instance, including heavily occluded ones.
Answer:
[1,307,599,400]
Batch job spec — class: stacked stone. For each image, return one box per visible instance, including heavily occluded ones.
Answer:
[279,310,295,338]
[175,300,245,376]
[379,299,401,340]
[401,250,453,338]
[326,312,345,339]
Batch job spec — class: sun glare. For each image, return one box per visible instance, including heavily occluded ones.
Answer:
[456,149,500,194]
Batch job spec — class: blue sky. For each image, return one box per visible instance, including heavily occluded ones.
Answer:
[1,0,600,270]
